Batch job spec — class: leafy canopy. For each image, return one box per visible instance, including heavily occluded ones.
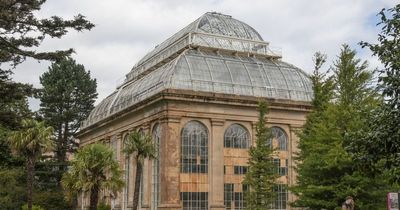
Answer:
[8,119,54,159]
[357,4,400,182]
[123,130,156,161]
[62,144,124,203]
[123,130,156,210]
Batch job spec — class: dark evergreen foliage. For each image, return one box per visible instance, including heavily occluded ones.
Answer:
[0,0,94,72]
[39,57,97,162]
[0,168,26,210]
[357,4,400,183]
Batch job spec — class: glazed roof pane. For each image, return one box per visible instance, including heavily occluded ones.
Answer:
[81,12,313,128]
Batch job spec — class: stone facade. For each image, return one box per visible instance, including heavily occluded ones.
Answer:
[77,90,311,210]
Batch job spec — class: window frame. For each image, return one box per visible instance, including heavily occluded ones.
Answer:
[180,121,209,174]
[270,127,288,151]
[224,123,251,149]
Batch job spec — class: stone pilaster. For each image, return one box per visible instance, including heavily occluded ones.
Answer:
[158,117,182,210]
[209,119,226,210]
[142,123,151,209]
[115,133,123,209]
[251,121,257,146]
[288,126,302,207]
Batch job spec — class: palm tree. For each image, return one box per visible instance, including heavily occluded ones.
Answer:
[8,119,54,210]
[123,130,156,210]
[62,143,124,210]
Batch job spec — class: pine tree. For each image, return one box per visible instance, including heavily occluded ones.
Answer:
[310,52,334,111]
[0,0,94,73]
[291,46,388,209]
[243,101,278,209]
[0,0,94,123]
[39,58,97,163]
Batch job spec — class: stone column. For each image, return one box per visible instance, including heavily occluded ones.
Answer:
[158,117,182,210]
[128,128,135,209]
[209,119,226,210]
[288,126,302,207]
[115,133,123,210]
[251,122,257,146]
[142,123,151,209]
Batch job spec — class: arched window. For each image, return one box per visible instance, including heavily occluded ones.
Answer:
[151,124,161,210]
[271,127,288,151]
[224,124,250,148]
[181,121,208,173]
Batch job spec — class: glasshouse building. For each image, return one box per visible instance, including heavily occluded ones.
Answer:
[77,12,313,210]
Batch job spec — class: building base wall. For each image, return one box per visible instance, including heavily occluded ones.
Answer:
[158,203,182,210]
[209,204,226,210]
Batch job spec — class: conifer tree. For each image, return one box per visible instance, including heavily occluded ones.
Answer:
[0,0,94,73]
[244,101,278,209]
[0,0,94,124]
[39,58,97,163]
[291,46,388,209]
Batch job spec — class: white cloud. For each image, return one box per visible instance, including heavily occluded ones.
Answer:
[11,0,397,109]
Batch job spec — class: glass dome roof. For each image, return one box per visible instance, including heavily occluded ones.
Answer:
[81,12,313,128]
[134,12,264,69]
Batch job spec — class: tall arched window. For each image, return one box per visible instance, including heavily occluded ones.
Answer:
[224,124,250,148]
[223,124,250,209]
[181,121,208,173]
[151,123,161,210]
[180,121,209,210]
[271,127,288,151]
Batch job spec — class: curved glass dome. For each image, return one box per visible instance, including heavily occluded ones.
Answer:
[135,12,263,68]
[81,12,313,128]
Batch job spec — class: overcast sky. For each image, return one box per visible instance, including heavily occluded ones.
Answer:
[12,0,397,109]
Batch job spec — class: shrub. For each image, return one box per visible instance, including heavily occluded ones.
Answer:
[98,202,111,210]
[21,204,44,210]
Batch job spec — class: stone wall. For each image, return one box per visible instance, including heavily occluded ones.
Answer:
[76,90,311,210]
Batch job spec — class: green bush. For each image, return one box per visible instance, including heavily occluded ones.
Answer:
[0,168,26,210]
[21,204,44,210]
[98,202,111,210]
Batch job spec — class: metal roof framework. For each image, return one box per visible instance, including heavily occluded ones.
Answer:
[82,12,313,128]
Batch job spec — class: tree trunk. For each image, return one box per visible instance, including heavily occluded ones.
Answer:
[133,159,142,210]
[89,184,99,210]
[60,122,69,172]
[26,158,35,210]
[62,121,69,162]
[56,123,66,162]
